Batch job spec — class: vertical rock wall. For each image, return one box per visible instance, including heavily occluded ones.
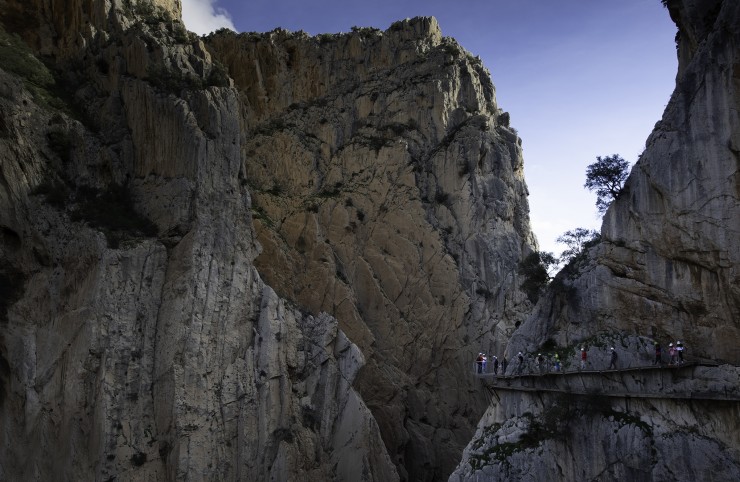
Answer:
[455,0,740,479]
[0,1,396,480]
[206,18,536,480]
[509,0,740,365]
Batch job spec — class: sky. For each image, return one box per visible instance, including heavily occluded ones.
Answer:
[181,0,678,257]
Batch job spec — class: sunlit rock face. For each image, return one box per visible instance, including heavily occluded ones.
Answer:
[206,17,537,480]
[0,1,537,481]
[454,0,740,479]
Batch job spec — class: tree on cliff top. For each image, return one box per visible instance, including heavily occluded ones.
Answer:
[584,154,630,214]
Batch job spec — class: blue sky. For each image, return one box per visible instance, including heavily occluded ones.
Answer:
[182,0,678,256]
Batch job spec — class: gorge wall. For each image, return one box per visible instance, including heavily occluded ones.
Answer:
[205,17,536,480]
[453,0,740,479]
[0,1,536,481]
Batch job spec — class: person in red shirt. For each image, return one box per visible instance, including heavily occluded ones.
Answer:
[580,347,587,370]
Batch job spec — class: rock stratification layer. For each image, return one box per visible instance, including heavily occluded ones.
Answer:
[453,0,740,479]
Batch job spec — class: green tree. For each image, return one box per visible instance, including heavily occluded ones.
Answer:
[556,228,600,265]
[584,154,630,213]
[519,251,557,303]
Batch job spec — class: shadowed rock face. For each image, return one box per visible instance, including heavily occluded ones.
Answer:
[0,2,536,482]
[510,0,740,366]
[0,1,396,480]
[454,0,740,479]
[206,17,536,480]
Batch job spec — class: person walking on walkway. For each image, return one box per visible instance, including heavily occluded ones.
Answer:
[676,341,684,365]
[553,354,561,372]
[482,354,487,373]
[608,347,618,370]
[580,347,587,370]
[669,343,676,365]
[476,353,483,373]
[517,351,524,373]
[536,353,544,373]
[502,356,508,375]
[654,342,662,365]
[492,355,499,375]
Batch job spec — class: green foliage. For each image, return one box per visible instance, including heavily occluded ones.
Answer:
[584,154,630,214]
[147,59,229,95]
[440,41,462,57]
[251,205,274,228]
[147,65,203,94]
[518,251,557,303]
[556,228,600,266]
[265,182,283,196]
[171,22,191,44]
[0,25,68,110]
[0,27,53,87]
[317,182,343,198]
[253,118,288,137]
[350,26,381,38]
[316,33,336,44]
[207,60,230,87]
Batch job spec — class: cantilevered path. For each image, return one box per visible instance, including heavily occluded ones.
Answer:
[473,362,740,402]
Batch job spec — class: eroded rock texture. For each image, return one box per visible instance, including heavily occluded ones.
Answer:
[206,18,535,480]
[509,0,740,364]
[0,1,396,480]
[455,0,740,479]
[0,1,536,481]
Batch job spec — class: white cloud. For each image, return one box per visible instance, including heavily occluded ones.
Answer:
[182,0,236,35]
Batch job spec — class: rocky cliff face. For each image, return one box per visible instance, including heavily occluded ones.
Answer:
[453,0,740,479]
[205,18,535,480]
[0,1,396,480]
[0,1,536,481]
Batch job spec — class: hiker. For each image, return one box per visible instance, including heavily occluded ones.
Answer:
[654,342,662,365]
[668,343,676,365]
[553,354,561,372]
[475,353,484,373]
[502,356,508,375]
[676,341,684,364]
[580,347,587,370]
[517,351,524,373]
[536,353,544,373]
[482,354,488,373]
[492,355,499,375]
[608,347,618,370]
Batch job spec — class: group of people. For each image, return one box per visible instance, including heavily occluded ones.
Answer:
[527,347,619,373]
[653,340,685,365]
[475,352,508,374]
[476,339,688,376]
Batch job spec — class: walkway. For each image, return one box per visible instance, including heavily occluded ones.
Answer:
[473,361,740,402]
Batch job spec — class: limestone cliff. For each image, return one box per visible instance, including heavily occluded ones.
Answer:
[0,1,537,481]
[205,18,535,480]
[453,0,740,479]
[509,0,739,368]
[0,1,396,480]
